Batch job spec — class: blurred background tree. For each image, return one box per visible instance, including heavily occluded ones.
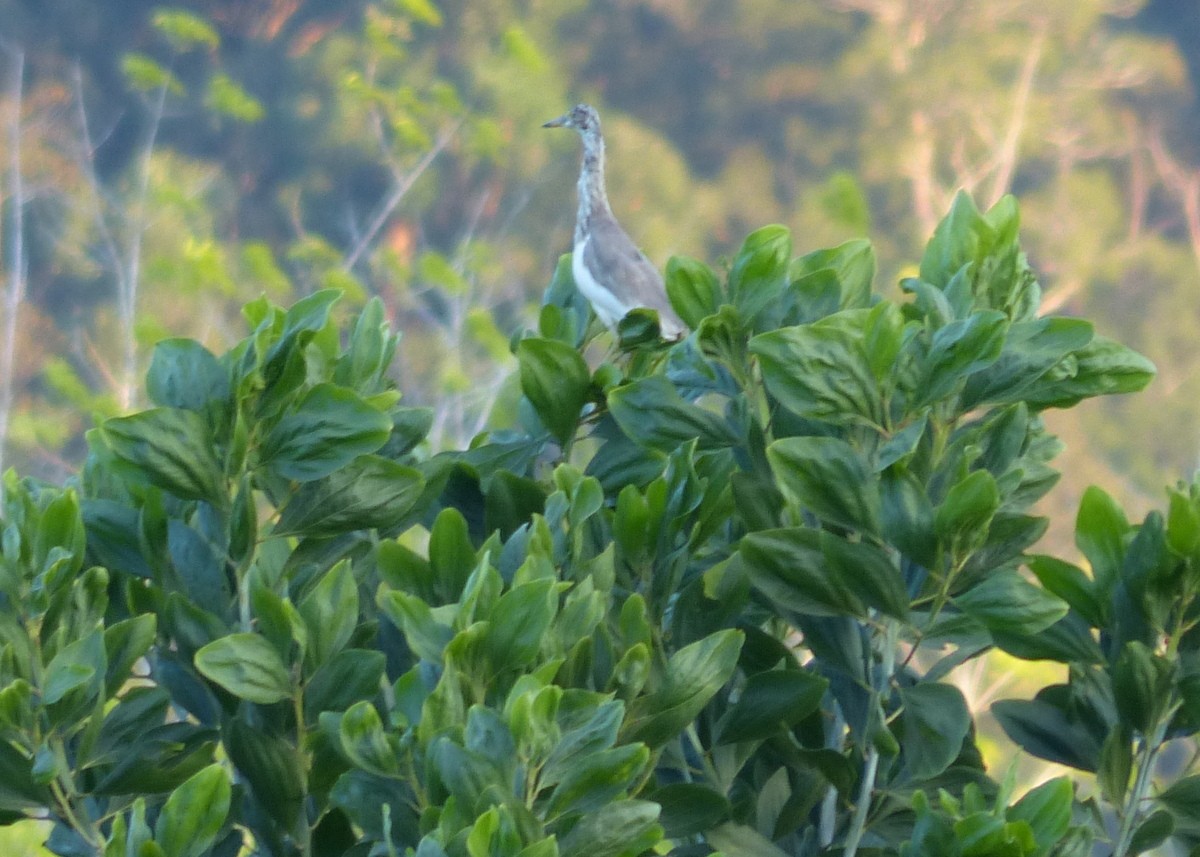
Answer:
[1,0,1197,531]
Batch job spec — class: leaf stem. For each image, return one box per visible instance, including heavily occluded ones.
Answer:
[843,618,898,857]
[1111,721,1165,857]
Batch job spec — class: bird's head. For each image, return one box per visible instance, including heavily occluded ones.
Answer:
[543,104,601,137]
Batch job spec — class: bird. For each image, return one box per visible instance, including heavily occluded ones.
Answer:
[543,104,687,340]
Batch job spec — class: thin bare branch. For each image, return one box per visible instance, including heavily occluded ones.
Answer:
[986,20,1047,206]
[0,48,27,492]
[342,119,463,273]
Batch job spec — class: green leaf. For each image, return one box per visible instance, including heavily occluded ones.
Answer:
[1026,556,1104,628]
[377,590,454,663]
[206,73,264,123]
[146,339,229,412]
[1157,774,1200,825]
[899,682,970,780]
[1168,488,1200,557]
[751,320,883,426]
[225,716,305,830]
[992,612,1105,664]
[917,310,1008,405]
[960,317,1094,409]
[714,668,828,744]
[740,528,863,618]
[919,190,988,287]
[992,699,1101,771]
[1008,776,1072,852]
[194,633,293,704]
[152,8,219,49]
[1113,641,1172,734]
[93,722,217,796]
[608,376,740,452]
[485,578,557,670]
[339,701,401,776]
[34,489,85,577]
[1097,730,1132,805]
[650,783,731,837]
[299,559,359,669]
[546,743,650,817]
[820,531,909,620]
[101,408,225,504]
[557,799,662,857]
[1129,810,1173,855]
[121,53,183,95]
[154,765,231,857]
[261,384,392,482]
[665,256,721,328]
[517,338,591,446]
[43,629,104,706]
[303,648,386,722]
[954,570,1067,636]
[1018,336,1155,410]
[767,437,880,535]
[274,455,424,536]
[428,506,476,602]
[792,238,875,310]
[728,225,791,331]
[704,822,791,857]
[622,629,743,748]
[104,614,157,696]
[1074,486,1128,594]
[0,740,50,811]
[934,470,999,546]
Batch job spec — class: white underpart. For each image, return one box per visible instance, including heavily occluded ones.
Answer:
[572,235,628,328]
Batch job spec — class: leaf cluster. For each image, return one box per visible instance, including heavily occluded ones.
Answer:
[0,193,1175,857]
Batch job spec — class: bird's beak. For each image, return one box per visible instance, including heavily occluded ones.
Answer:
[542,114,570,129]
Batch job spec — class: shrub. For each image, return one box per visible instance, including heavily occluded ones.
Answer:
[1,192,1190,857]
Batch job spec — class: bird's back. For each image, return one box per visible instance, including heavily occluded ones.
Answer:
[577,210,686,339]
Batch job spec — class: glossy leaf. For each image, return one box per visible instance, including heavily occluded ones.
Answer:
[740,528,863,618]
[767,437,880,535]
[899,682,970,780]
[714,668,828,744]
[727,225,791,330]
[274,455,424,536]
[299,559,359,668]
[608,376,740,452]
[557,799,662,857]
[517,338,590,445]
[917,310,1007,405]
[261,383,392,481]
[154,765,231,857]
[622,629,743,748]
[101,408,226,504]
[194,633,293,704]
[146,339,229,413]
[666,256,722,328]
[954,570,1068,636]
[751,321,883,426]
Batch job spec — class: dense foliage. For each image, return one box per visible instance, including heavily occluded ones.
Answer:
[6,194,1198,857]
[2,0,1200,517]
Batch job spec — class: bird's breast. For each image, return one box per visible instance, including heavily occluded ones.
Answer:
[572,237,629,328]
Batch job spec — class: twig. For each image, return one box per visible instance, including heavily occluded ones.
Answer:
[342,119,462,273]
[0,48,26,496]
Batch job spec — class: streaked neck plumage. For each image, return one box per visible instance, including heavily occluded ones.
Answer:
[575,128,611,246]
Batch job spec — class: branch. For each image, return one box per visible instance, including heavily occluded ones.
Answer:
[341,119,462,273]
[986,21,1047,206]
[0,47,26,493]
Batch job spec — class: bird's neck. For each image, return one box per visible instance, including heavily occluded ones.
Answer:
[575,132,611,245]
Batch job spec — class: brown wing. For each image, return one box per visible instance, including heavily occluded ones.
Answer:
[584,212,687,336]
